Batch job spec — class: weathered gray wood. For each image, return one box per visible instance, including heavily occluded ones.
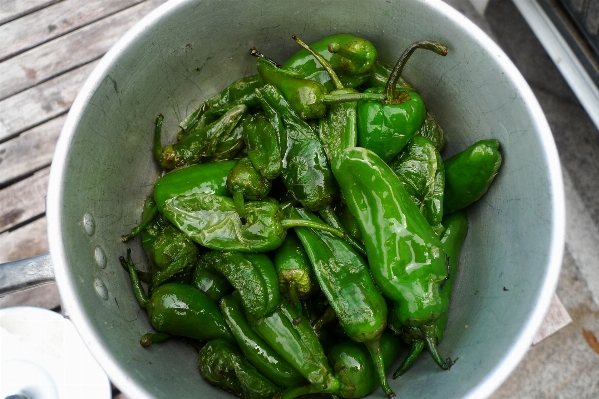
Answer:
[0,167,49,233]
[0,0,145,61]
[0,0,60,26]
[0,0,166,100]
[0,61,97,142]
[0,216,48,263]
[532,294,573,345]
[0,115,64,186]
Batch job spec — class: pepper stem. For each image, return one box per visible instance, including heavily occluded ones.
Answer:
[292,35,344,90]
[152,114,164,166]
[421,323,453,370]
[119,259,153,284]
[121,204,159,242]
[232,191,247,224]
[249,47,282,68]
[364,338,396,398]
[393,339,425,378]
[140,332,170,347]
[311,305,337,333]
[322,91,386,104]
[319,205,366,256]
[281,218,345,238]
[385,40,448,103]
[119,249,150,308]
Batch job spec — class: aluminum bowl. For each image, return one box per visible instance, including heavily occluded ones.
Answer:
[46,0,565,398]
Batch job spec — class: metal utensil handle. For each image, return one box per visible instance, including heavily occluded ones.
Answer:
[0,253,54,297]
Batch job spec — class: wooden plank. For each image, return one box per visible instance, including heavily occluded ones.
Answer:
[533,294,573,345]
[0,216,48,263]
[0,115,65,186]
[0,60,97,142]
[0,0,60,26]
[0,0,147,62]
[0,0,166,99]
[0,167,49,233]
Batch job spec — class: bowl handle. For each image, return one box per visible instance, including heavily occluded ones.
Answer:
[0,253,54,297]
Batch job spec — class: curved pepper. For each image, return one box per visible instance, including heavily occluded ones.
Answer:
[388,136,445,235]
[443,139,502,213]
[415,112,446,153]
[357,40,448,162]
[226,157,272,220]
[163,193,346,252]
[331,147,452,371]
[393,211,468,377]
[190,251,233,303]
[242,112,282,180]
[291,207,393,398]
[120,250,234,343]
[220,293,306,388]
[198,338,281,399]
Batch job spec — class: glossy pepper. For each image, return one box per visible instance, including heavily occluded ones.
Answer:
[282,33,378,91]
[190,251,233,303]
[120,250,234,343]
[242,112,282,180]
[198,338,281,399]
[163,193,345,252]
[443,139,502,214]
[393,211,468,377]
[154,105,247,171]
[226,157,272,221]
[388,136,445,235]
[272,230,316,311]
[331,147,452,371]
[179,73,264,139]
[357,40,448,162]
[220,293,306,388]
[291,207,394,398]
[415,112,446,153]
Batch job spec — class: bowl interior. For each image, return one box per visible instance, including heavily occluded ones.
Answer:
[48,1,564,398]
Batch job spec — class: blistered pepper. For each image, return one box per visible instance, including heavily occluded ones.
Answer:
[190,251,233,303]
[163,193,345,252]
[331,147,452,371]
[242,112,282,180]
[291,207,393,398]
[357,41,448,162]
[443,139,502,214]
[198,338,281,399]
[220,293,306,388]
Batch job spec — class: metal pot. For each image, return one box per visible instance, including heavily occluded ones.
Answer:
[2,0,565,398]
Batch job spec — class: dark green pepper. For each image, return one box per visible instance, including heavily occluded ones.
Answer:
[226,157,272,220]
[272,230,316,311]
[163,193,345,252]
[393,211,468,377]
[154,105,247,171]
[220,293,306,388]
[190,251,234,303]
[242,112,282,180]
[357,41,448,162]
[120,250,234,343]
[198,338,281,399]
[334,202,363,243]
[331,147,452,371]
[291,207,393,398]
[443,139,502,214]
[388,136,445,235]
[415,112,446,153]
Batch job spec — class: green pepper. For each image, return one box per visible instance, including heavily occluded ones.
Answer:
[198,338,281,399]
[362,61,413,91]
[388,136,445,235]
[226,157,272,220]
[334,202,363,243]
[220,293,306,388]
[357,40,448,162]
[154,105,247,171]
[120,250,234,343]
[291,207,393,398]
[282,33,377,91]
[272,230,316,311]
[393,211,468,377]
[203,112,247,162]
[443,139,502,214]
[331,147,452,371]
[163,193,345,252]
[153,159,236,213]
[247,298,339,391]
[242,112,282,180]
[179,74,264,139]
[190,251,233,303]
[415,112,446,153]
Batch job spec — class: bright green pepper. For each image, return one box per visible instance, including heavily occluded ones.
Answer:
[331,147,452,371]
[120,250,234,343]
[163,193,346,252]
[198,338,281,399]
[242,112,282,180]
[357,41,448,162]
[154,105,247,171]
[291,207,393,398]
[190,251,233,303]
[220,293,306,388]
[388,136,445,235]
[393,211,468,377]
[443,139,502,214]
[415,112,446,153]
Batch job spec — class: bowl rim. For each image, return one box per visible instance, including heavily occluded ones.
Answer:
[46,1,565,398]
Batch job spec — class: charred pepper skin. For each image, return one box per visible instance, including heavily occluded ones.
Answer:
[331,146,452,371]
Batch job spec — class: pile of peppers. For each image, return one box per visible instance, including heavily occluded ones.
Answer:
[121,33,502,399]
